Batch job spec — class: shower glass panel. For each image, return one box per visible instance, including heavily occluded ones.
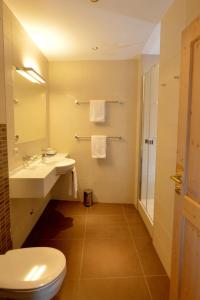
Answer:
[141,71,151,209]
[140,64,159,222]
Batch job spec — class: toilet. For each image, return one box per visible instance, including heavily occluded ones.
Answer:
[0,247,66,300]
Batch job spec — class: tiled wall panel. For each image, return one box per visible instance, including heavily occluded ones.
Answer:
[0,124,12,253]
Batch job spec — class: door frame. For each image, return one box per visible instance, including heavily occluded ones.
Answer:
[170,16,200,300]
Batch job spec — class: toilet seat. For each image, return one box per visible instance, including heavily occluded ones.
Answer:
[0,272,66,300]
[0,247,66,290]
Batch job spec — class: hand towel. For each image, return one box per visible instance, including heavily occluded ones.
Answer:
[69,167,78,198]
[91,135,107,159]
[72,167,78,198]
[90,100,106,123]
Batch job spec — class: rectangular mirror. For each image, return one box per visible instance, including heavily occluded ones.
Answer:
[13,68,47,144]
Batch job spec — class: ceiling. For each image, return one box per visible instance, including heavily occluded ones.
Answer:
[5,0,173,61]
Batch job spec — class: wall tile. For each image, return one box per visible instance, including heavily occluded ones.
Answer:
[0,124,12,253]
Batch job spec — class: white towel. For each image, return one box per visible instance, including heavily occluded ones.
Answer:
[91,135,107,159]
[69,167,78,198]
[90,100,106,123]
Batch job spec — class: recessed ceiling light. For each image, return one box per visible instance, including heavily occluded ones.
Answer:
[90,0,99,3]
[91,46,99,51]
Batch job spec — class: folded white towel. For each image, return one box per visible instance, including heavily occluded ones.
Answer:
[90,100,106,123]
[91,135,107,159]
[69,167,78,198]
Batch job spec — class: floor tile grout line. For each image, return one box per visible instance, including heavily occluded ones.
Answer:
[145,274,169,278]
[87,213,126,215]
[122,205,153,300]
[40,237,145,241]
[75,206,88,299]
[80,275,147,280]
[77,274,168,280]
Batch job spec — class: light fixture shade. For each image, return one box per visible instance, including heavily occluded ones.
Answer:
[16,67,46,84]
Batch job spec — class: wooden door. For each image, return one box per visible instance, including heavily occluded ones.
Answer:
[170,16,200,300]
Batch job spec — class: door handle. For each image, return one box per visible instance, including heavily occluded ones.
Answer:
[170,174,183,194]
[170,175,183,185]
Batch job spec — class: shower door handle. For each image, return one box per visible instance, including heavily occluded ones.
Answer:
[144,139,154,145]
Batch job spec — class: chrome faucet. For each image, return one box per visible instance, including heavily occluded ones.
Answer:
[22,155,32,167]
[22,155,32,162]
[42,153,46,161]
[41,149,47,161]
[22,154,39,165]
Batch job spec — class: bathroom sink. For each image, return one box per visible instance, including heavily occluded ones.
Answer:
[40,157,75,173]
[40,157,75,174]
[9,153,76,198]
[55,159,75,174]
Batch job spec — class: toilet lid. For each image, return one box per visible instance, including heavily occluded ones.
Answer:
[0,247,66,290]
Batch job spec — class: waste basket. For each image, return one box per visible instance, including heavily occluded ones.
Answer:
[83,189,93,207]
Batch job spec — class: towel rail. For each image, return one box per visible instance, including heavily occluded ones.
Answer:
[75,135,122,140]
[75,100,123,104]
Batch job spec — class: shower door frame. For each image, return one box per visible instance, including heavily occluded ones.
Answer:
[138,64,159,236]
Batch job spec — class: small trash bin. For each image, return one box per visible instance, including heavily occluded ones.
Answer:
[83,189,93,207]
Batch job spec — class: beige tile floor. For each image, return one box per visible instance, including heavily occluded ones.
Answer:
[24,201,169,300]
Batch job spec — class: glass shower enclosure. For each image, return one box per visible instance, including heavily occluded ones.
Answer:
[140,64,159,223]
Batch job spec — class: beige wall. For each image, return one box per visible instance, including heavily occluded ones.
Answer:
[2,3,50,248]
[49,60,138,204]
[153,0,200,276]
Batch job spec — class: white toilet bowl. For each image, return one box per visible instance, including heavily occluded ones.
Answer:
[0,247,66,300]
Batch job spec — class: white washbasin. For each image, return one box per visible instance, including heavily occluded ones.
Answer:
[40,157,75,174]
[9,153,76,198]
[56,159,75,174]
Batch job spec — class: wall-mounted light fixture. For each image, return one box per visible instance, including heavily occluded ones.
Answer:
[16,67,46,84]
